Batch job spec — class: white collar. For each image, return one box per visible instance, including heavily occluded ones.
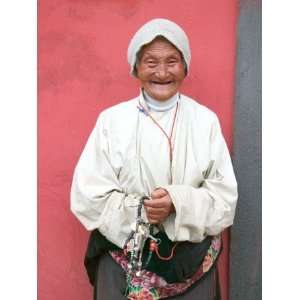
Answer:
[142,90,179,112]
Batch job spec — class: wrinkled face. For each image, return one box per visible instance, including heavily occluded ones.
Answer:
[136,37,186,101]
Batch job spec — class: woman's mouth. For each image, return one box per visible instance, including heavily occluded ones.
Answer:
[150,81,174,85]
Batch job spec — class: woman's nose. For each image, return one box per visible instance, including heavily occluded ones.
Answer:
[155,63,168,79]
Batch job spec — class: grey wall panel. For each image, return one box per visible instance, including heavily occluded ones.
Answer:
[230,0,261,299]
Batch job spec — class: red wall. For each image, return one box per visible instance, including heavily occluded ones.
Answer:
[38,1,238,299]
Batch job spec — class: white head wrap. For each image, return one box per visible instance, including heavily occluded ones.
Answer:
[127,18,191,77]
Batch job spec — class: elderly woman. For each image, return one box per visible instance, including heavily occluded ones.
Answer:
[71,18,237,300]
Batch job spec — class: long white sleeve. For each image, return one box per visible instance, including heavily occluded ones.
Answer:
[162,115,238,242]
[70,114,147,248]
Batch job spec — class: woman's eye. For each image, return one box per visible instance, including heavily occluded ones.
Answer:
[168,60,178,65]
[147,61,157,67]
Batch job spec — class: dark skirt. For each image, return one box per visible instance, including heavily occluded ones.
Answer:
[94,253,221,300]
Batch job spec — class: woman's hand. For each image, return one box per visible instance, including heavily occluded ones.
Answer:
[144,188,175,224]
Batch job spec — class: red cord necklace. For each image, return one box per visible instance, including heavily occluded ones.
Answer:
[137,100,179,184]
[137,97,180,261]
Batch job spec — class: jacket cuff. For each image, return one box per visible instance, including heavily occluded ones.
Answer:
[161,185,211,242]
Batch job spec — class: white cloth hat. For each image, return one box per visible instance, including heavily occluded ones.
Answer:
[127,18,191,76]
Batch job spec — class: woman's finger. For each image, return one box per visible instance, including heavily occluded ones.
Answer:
[147,217,160,224]
[151,188,168,199]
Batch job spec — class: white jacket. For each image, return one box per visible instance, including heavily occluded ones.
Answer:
[70,93,238,248]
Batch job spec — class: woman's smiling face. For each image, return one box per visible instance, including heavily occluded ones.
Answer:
[136,37,186,101]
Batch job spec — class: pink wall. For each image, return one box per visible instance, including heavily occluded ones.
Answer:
[38,1,238,299]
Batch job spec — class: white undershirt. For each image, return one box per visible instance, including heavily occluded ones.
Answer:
[143,90,179,112]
